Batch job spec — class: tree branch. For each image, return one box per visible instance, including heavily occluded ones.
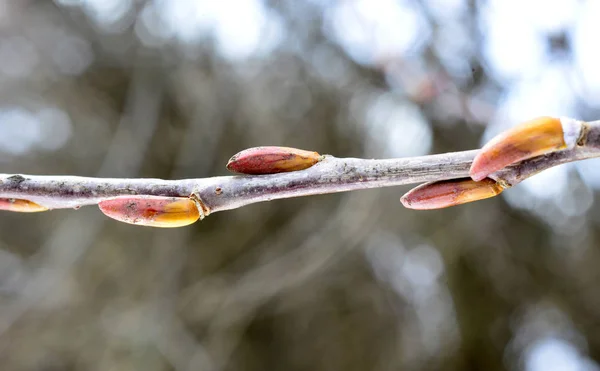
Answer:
[1,120,599,217]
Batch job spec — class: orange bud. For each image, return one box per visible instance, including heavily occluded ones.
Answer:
[98,196,200,228]
[400,177,504,210]
[226,146,322,175]
[470,117,582,181]
[0,198,48,212]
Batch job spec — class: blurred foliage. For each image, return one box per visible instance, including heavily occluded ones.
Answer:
[0,0,600,370]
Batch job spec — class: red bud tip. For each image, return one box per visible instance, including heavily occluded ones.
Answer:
[470,116,581,181]
[401,177,504,210]
[226,146,322,175]
[98,196,200,228]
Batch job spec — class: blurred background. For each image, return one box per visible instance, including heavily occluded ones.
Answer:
[0,0,599,370]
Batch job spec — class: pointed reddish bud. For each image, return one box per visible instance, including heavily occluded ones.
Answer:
[226,146,322,175]
[470,116,583,181]
[0,198,48,212]
[400,177,504,210]
[98,196,200,228]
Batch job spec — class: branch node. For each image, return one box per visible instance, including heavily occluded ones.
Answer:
[577,121,590,147]
[190,192,211,220]
[492,177,512,189]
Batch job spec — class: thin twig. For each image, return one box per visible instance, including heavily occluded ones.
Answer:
[1,121,599,216]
